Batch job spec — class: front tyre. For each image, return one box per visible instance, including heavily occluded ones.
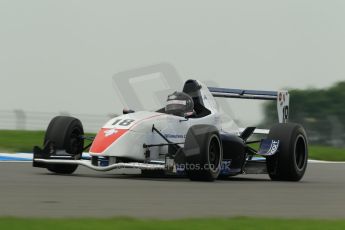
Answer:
[44,116,84,174]
[184,125,223,181]
[266,123,308,181]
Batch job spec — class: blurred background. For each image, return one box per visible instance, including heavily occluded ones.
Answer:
[0,0,344,147]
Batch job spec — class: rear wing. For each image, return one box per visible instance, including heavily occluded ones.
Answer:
[208,87,289,123]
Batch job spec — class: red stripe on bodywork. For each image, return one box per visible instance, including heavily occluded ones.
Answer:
[90,128,128,153]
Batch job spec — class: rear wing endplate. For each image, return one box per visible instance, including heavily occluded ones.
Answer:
[208,87,289,123]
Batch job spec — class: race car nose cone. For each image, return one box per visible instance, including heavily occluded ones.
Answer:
[90,128,128,153]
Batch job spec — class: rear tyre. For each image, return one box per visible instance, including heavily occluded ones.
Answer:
[266,123,308,181]
[44,116,84,174]
[184,125,222,181]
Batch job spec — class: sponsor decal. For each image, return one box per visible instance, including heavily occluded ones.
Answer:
[268,140,279,155]
[104,129,118,137]
[164,134,186,139]
[258,139,280,156]
[279,92,283,106]
[166,100,187,105]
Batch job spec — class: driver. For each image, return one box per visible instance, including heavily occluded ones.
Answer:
[165,91,194,117]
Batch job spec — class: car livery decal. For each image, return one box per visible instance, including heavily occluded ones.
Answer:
[164,134,186,139]
[90,113,165,154]
[90,129,128,153]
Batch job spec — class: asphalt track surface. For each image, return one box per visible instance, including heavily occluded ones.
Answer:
[1,162,345,219]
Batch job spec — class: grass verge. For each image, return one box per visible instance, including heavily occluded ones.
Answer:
[1,217,345,230]
[308,145,345,161]
[0,130,45,153]
[0,130,344,161]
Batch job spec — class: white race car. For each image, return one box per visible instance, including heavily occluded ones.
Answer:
[33,79,308,181]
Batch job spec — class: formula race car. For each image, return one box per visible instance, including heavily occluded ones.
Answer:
[33,79,308,181]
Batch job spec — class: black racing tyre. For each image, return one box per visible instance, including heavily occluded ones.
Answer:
[184,125,223,181]
[266,123,308,181]
[44,116,84,174]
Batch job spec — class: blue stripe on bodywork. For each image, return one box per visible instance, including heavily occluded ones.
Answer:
[0,156,32,161]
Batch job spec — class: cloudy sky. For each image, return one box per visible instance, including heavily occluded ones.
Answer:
[0,0,344,126]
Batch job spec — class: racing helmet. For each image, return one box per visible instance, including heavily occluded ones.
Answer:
[165,91,194,117]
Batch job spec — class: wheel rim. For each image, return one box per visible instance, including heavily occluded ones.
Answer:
[69,127,83,155]
[295,135,307,170]
[208,135,221,172]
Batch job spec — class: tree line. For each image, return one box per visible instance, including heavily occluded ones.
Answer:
[261,81,345,147]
